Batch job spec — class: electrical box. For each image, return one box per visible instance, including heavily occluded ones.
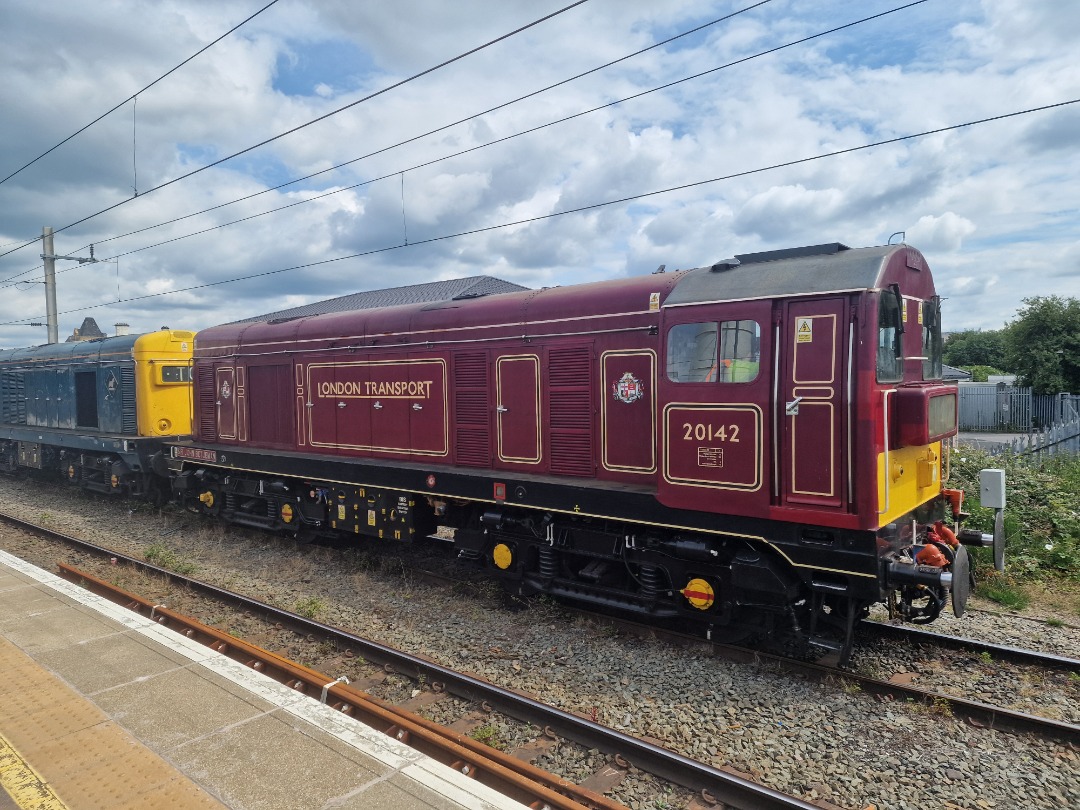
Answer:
[979,468,1006,509]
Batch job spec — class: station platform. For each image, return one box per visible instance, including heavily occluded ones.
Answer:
[0,550,526,810]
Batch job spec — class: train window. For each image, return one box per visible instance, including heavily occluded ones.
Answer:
[877,291,904,382]
[159,365,192,384]
[717,320,761,382]
[666,320,760,383]
[922,298,943,380]
[667,323,716,382]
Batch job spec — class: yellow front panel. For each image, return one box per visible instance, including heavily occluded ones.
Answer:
[133,330,195,437]
[877,441,942,525]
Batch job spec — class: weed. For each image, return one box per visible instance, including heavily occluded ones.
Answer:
[976,576,1031,611]
[930,696,954,718]
[979,650,993,664]
[469,723,503,750]
[294,595,326,619]
[1068,671,1080,684]
[840,679,862,695]
[143,543,197,576]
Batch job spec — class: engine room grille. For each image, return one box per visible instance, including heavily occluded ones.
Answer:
[1,371,26,425]
[453,353,489,466]
[120,367,138,435]
[547,346,593,476]
[197,365,217,441]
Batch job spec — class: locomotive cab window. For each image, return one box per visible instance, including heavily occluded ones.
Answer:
[159,365,192,384]
[876,290,903,382]
[667,320,760,382]
[921,297,943,380]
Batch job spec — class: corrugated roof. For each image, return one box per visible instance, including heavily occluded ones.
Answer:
[231,275,529,324]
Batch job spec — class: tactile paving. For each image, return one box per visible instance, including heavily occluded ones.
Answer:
[0,635,224,809]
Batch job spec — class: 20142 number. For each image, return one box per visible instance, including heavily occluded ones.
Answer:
[682,422,739,442]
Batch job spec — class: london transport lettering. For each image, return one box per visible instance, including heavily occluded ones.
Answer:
[316,380,434,398]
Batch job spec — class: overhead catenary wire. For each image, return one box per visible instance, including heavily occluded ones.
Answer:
[0,0,284,188]
[0,0,592,262]
[6,0,919,282]
[0,0,768,290]
[3,96,1075,328]
[81,0,776,252]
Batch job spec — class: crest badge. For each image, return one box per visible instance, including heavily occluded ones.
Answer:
[613,372,644,404]
[220,380,232,399]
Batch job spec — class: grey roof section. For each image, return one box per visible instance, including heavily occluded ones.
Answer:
[232,275,529,324]
[665,243,898,307]
[942,364,973,381]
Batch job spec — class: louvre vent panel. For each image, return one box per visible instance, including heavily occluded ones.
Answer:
[120,367,138,435]
[547,346,594,477]
[198,366,218,441]
[1,372,26,425]
[548,348,590,387]
[549,433,593,475]
[549,391,591,430]
[455,391,488,425]
[454,353,488,388]
[455,428,490,466]
[454,353,489,465]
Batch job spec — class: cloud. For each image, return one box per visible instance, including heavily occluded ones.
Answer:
[907,212,977,253]
[0,0,1078,348]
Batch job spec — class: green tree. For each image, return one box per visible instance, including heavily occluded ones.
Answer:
[943,328,1007,369]
[1002,296,1080,395]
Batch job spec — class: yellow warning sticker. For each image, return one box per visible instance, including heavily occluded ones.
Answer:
[649,292,660,312]
[902,301,909,323]
[796,317,813,343]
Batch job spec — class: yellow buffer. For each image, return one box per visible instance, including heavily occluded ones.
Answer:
[132,330,195,437]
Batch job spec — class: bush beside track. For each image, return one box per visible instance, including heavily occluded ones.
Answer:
[950,447,1080,614]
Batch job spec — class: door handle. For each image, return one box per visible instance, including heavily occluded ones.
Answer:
[412,403,423,411]
[337,401,347,409]
[785,396,803,416]
[373,401,383,410]
[496,405,508,413]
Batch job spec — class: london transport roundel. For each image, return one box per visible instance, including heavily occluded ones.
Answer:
[613,372,644,404]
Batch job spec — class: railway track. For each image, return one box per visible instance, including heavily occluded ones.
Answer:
[541,603,1080,744]
[0,510,825,810]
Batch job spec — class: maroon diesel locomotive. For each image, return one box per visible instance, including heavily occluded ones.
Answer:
[169,242,984,659]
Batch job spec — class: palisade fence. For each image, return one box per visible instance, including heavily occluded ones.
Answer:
[957,384,1080,455]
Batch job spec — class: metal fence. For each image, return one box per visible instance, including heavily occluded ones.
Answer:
[957,385,1080,432]
[957,384,1080,456]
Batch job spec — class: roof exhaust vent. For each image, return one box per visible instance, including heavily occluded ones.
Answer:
[709,257,741,272]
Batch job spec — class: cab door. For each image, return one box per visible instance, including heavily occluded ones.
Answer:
[494,353,542,469]
[215,366,237,441]
[656,302,770,515]
[779,298,848,510]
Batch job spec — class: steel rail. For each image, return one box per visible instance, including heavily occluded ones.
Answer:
[559,608,1080,744]
[861,620,1080,671]
[0,511,821,810]
[56,563,611,810]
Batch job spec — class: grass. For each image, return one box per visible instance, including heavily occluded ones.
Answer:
[293,595,326,619]
[468,723,504,750]
[143,542,197,576]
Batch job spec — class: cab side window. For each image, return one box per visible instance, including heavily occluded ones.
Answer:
[921,298,943,380]
[877,291,904,382]
[667,320,760,383]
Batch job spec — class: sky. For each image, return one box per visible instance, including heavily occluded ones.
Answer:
[0,0,1077,348]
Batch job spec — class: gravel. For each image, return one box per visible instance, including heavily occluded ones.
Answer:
[2,477,1078,810]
